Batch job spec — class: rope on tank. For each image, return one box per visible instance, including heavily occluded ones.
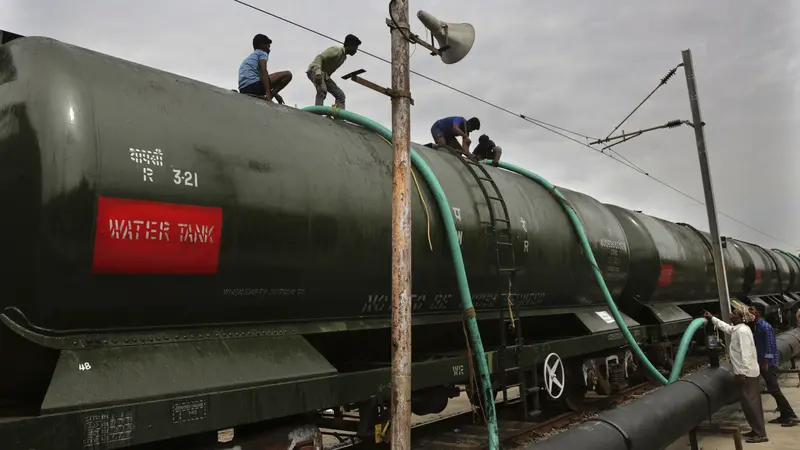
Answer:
[377,135,433,252]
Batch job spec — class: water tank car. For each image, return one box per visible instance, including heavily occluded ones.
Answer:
[0,36,639,335]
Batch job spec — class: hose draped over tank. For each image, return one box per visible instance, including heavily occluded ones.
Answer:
[300,105,500,450]
[299,106,714,448]
[485,160,708,385]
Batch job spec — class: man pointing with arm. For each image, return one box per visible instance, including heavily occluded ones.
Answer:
[704,309,768,443]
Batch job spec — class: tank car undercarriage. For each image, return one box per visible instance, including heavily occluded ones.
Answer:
[2,299,797,449]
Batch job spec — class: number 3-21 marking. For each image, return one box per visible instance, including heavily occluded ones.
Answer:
[173,169,198,187]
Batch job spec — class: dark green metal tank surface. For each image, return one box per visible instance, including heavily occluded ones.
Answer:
[604,205,718,304]
[727,239,780,295]
[0,36,632,333]
[764,247,792,292]
[775,250,800,292]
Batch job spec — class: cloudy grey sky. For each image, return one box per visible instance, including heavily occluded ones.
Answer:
[4,0,799,252]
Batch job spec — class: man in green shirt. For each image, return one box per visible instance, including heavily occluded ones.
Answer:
[307,34,362,109]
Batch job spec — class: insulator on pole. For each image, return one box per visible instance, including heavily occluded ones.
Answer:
[660,67,678,85]
[666,119,683,128]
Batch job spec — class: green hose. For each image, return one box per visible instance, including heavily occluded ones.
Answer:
[774,248,800,268]
[300,104,715,446]
[300,106,499,450]
[485,159,708,385]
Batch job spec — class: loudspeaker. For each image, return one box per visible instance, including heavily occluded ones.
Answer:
[417,10,475,64]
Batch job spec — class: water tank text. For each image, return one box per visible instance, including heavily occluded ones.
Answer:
[93,197,223,274]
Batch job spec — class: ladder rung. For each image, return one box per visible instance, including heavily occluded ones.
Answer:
[487,196,503,201]
[476,176,493,182]
[499,267,516,272]
[494,218,510,223]
[496,241,513,246]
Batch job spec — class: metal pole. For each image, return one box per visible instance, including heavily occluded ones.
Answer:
[389,0,413,448]
[681,49,731,324]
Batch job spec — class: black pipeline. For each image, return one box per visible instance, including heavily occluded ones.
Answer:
[778,327,800,363]
[527,327,800,450]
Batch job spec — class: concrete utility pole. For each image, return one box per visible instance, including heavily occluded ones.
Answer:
[681,49,732,324]
[389,0,413,447]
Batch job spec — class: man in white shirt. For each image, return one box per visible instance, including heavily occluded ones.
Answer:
[704,309,768,443]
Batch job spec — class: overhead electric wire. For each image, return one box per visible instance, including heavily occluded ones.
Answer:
[229,0,800,249]
[594,64,686,173]
[603,63,683,141]
[230,0,593,141]
[520,117,649,175]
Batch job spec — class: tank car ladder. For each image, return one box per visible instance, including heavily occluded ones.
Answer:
[450,153,535,419]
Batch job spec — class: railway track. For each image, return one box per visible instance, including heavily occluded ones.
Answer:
[323,357,710,450]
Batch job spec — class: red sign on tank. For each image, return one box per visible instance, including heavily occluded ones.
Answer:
[92,197,223,274]
[658,264,674,287]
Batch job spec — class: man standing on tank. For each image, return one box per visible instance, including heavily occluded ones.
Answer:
[238,34,292,104]
[749,304,799,427]
[704,309,768,443]
[430,116,481,155]
[307,34,362,110]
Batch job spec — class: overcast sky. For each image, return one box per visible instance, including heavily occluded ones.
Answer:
[4,0,799,252]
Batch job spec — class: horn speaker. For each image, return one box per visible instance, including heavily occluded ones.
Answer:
[417,10,475,64]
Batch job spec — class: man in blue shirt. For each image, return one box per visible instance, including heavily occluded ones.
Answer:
[430,116,481,155]
[238,34,293,104]
[750,304,798,427]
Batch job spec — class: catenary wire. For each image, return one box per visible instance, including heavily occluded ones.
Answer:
[603,63,683,141]
[230,0,593,141]
[229,0,800,249]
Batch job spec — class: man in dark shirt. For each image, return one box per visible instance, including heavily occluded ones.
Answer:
[750,304,798,427]
[472,135,502,165]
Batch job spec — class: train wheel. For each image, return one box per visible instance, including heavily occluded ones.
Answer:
[624,350,644,385]
[636,356,671,384]
[593,363,612,396]
[561,360,590,411]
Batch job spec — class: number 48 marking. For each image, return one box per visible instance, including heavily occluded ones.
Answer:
[173,169,198,187]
